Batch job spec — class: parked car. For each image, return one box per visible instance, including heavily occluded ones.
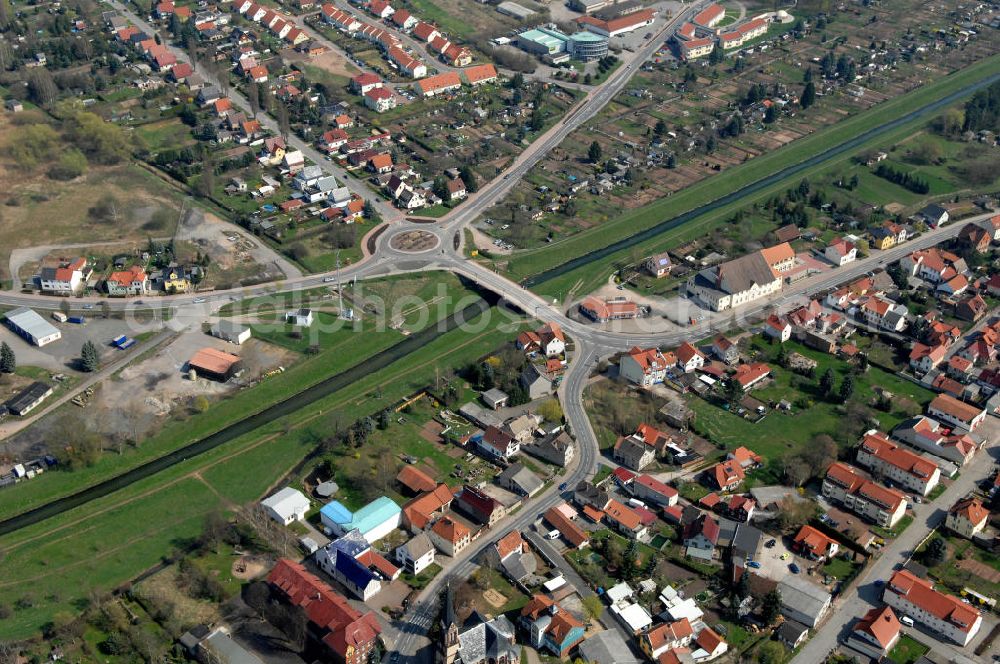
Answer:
[747,561,761,569]
[765,539,776,548]
[789,563,800,574]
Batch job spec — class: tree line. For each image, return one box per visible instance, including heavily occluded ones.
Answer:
[872,163,930,194]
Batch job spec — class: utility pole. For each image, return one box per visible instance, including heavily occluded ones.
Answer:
[335,250,345,319]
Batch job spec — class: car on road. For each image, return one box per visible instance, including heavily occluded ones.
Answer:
[323,276,337,282]
[82,304,94,310]
[558,482,568,491]
[789,563,800,574]
[193,297,206,304]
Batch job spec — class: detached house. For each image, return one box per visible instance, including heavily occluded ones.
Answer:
[429,516,470,557]
[39,257,87,294]
[106,266,149,296]
[675,342,705,373]
[454,485,505,527]
[632,474,679,507]
[646,252,673,278]
[641,619,694,660]
[909,342,948,373]
[711,336,738,364]
[825,238,857,266]
[792,525,839,561]
[619,346,674,387]
[945,497,989,539]
[683,514,719,561]
[892,415,977,467]
[604,499,647,539]
[763,315,791,342]
[709,460,745,491]
[847,606,901,660]
[478,425,520,460]
[519,596,586,657]
[613,435,656,471]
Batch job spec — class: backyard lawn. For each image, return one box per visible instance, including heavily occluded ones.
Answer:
[920,532,1000,599]
[687,339,936,461]
[889,635,929,664]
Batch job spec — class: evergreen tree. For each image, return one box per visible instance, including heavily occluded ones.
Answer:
[666,154,677,169]
[0,341,15,374]
[761,589,782,625]
[924,537,946,566]
[838,374,855,403]
[800,81,816,109]
[764,104,778,124]
[709,44,723,66]
[459,165,479,193]
[654,119,667,136]
[81,341,100,372]
[588,141,602,163]
[819,368,836,397]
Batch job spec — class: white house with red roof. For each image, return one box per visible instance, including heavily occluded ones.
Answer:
[908,342,947,373]
[928,393,987,432]
[883,570,982,645]
[691,626,727,661]
[363,87,396,112]
[632,474,679,507]
[822,462,907,528]
[892,415,977,466]
[824,238,857,266]
[619,346,674,387]
[792,525,839,561]
[675,342,705,373]
[39,257,87,294]
[945,497,989,539]
[847,606,901,659]
[763,315,791,342]
[855,430,940,496]
[106,266,149,296]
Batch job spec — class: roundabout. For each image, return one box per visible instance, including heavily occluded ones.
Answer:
[387,229,441,254]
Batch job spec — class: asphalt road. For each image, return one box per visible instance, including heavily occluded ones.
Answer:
[791,439,1000,664]
[105,0,401,222]
[2,4,997,661]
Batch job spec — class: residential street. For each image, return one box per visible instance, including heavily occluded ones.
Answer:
[791,430,1000,664]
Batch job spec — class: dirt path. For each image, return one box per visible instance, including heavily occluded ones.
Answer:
[176,209,303,280]
[0,330,178,446]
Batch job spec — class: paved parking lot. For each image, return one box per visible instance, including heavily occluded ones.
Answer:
[0,311,161,372]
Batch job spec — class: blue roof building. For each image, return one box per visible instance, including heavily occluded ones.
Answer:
[320,496,402,543]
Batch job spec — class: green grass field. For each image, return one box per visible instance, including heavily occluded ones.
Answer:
[889,635,929,664]
[0,304,530,638]
[687,339,936,461]
[0,274,480,522]
[506,54,1000,299]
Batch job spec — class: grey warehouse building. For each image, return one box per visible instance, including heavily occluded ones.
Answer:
[3,307,62,347]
